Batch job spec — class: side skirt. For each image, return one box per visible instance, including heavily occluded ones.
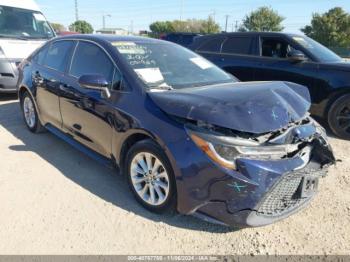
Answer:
[45,124,115,169]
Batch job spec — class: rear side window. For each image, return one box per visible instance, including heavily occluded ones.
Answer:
[221,37,253,55]
[197,36,227,52]
[70,41,114,83]
[44,41,74,72]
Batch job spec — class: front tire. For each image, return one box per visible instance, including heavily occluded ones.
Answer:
[328,94,350,140]
[125,139,176,213]
[21,91,45,133]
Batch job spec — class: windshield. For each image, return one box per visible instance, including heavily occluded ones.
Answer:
[292,35,342,63]
[112,41,234,90]
[0,6,54,39]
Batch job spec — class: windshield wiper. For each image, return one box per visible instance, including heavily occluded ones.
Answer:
[148,81,173,91]
[0,35,30,40]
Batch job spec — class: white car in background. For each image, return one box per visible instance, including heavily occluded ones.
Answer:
[0,0,55,93]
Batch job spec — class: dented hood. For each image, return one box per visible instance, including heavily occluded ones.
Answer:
[148,81,311,134]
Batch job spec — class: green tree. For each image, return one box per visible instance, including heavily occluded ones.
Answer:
[239,6,284,32]
[149,21,174,35]
[50,22,66,32]
[69,20,93,34]
[200,16,221,34]
[301,7,350,48]
[149,18,220,35]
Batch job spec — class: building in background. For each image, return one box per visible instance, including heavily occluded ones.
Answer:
[96,28,128,35]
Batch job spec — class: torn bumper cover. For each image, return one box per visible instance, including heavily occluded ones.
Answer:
[191,136,335,228]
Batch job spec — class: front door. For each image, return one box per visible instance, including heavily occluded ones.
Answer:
[253,36,319,98]
[59,41,116,158]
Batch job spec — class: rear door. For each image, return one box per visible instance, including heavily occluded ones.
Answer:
[219,36,257,81]
[34,40,75,127]
[196,35,257,81]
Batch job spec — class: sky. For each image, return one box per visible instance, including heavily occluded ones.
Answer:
[36,0,350,33]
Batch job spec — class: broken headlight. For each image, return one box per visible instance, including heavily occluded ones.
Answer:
[189,130,292,170]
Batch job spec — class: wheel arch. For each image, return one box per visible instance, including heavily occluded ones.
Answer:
[324,87,350,118]
[18,85,42,124]
[117,130,160,175]
[116,128,180,179]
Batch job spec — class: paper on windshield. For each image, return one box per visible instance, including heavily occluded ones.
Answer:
[190,57,213,70]
[33,13,46,21]
[134,68,164,84]
[112,42,146,54]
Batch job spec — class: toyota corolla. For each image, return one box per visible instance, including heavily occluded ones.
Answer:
[17,35,335,227]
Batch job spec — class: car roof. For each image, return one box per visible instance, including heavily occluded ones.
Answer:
[55,34,165,44]
[194,31,301,39]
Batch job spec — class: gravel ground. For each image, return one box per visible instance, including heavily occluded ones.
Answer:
[0,95,349,255]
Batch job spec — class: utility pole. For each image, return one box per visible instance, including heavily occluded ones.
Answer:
[102,14,111,29]
[224,15,230,32]
[130,20,134,35]
[74,0,79,21]
[235,20,238,32]
[180,0,184,21]
[211,9,216,22]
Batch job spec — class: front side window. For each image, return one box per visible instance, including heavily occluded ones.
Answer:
[261,38,298,59]
[113,41,233,90]
[70,41,114,84]
[45,41,74,72]
[221,37,253,55]
[0,5,54,39]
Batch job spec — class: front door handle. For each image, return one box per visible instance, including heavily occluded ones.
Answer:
[59,84,69,92]
[33,71,44,84]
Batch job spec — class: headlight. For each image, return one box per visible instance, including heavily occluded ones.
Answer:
[189,131,291,170]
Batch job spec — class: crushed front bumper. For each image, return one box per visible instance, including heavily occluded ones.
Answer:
[191,137,335,228]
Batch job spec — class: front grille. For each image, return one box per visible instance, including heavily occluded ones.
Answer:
[256,168,326,217]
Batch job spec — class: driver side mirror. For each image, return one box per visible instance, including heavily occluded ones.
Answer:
[78,74,111,98]
[287,50,307,63]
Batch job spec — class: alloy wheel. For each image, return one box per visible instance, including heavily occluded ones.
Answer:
[130,152,170,206]
[23,96,36,128]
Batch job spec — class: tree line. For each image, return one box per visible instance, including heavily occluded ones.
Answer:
[50,6,350,50]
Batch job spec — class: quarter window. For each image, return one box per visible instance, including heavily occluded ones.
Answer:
[221,37,253,55]
[70,41,114,84]
[44,41,74,72]
[32,45,48,65]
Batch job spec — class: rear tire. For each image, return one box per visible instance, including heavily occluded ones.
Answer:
[125,139,176,213]
[21,91,45,133]
[328,94,350,140]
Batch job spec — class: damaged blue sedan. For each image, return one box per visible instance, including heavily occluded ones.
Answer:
[17,35,335,227]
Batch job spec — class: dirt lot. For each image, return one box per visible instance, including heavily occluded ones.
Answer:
[0,94,349,255]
